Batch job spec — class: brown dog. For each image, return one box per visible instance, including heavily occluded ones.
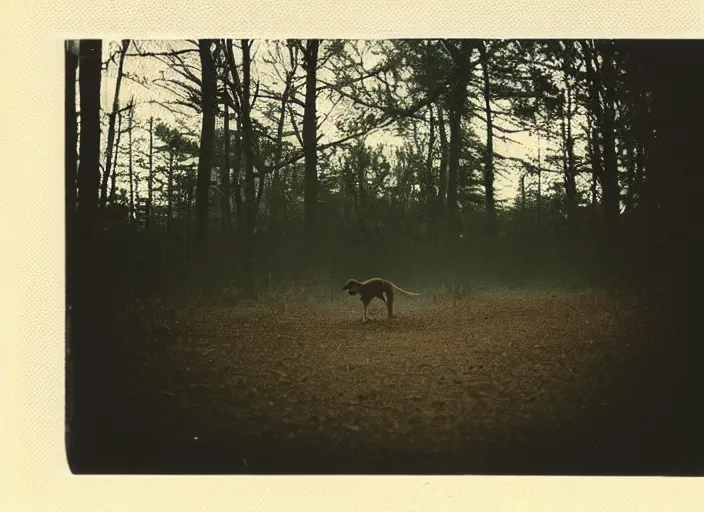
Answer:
[342,278,421,322]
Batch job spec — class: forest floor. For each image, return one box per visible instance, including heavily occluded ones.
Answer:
[93,286,696,475]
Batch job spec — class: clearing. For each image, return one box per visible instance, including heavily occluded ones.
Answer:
[97,288,681,474]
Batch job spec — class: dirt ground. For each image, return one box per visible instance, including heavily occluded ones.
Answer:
[101,288,687,475]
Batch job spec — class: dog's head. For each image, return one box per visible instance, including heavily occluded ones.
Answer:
[343,279,360,295]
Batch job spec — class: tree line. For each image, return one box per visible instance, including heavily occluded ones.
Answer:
[66,39,701,300]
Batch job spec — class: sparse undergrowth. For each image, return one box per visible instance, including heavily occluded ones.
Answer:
[102,287,678,474]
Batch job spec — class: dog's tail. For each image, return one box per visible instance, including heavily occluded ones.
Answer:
[390,282,421,297]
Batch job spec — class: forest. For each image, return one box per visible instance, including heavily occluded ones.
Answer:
[66,39,702,475]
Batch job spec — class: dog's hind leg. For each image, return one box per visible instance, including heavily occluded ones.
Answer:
[385,289,395,318]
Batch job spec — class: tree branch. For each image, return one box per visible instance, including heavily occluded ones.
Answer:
[127,49,198,58]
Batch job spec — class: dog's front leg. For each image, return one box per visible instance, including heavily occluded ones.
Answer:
[361,297,371,322]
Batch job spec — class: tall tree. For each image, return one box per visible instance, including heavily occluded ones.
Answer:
[581,39,620,243]
[558,41,578,224]
[354,138,370,221]
[423,105,436,211]
[69,39,103,469]
[437,104,449,226]
[220,39,260,297]
[65,41,79,237]
[264,40,299,246]
[195,39,218,242]
[146,116,154,233]
[220,102,233,235]
[108,111,123,204]
[241,39,257,297]
[596,40,621,244]
[127,99,135,229]
[65,39,79,350]
[585,107,603,216]
[443,40,476,240]
[478,41,496,235]
[302,39,320,242]
[77,40,103,239]
[99,40,130,221]
[154,122,194,237]
[220,40,246,238]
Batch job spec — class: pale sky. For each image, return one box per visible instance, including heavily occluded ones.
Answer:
[99,39,580,207]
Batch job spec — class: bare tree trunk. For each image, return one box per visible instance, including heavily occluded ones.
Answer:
[241,39,257,298]
[597,40,621,244]
[268,60,295,245]
[127,101,135,230]
[537,139,542,216]
[479,42,496,236]
[232,123,244,232]
[624,136,636,212]
[65,40,79,361]
[255,166,266,209]
[446,103,461,237]
[586,114,602,218]
[436,105,449,241]
[146,116,153,234]
[221,103,233,235]
[562,47,578,223]
[77,40,103,240]
[167,152,174,237]
[66,41,79,234]
[356,141,368,215]
[99,40,129,219]
[68,40,103,471]
[222,39,244,236]
[581,40,609,229]
[633,83,651,218]
[186,181,194,241]
[634,139,645,208]
[445,41,474,242]
[196,39,218,243]
[109,111,123,204]
[437,106,448,206]
[264,50,301,263]
[342,158,359,218]
[269,41,299,247]
[303,39,320,243]
[424,105,436,209]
